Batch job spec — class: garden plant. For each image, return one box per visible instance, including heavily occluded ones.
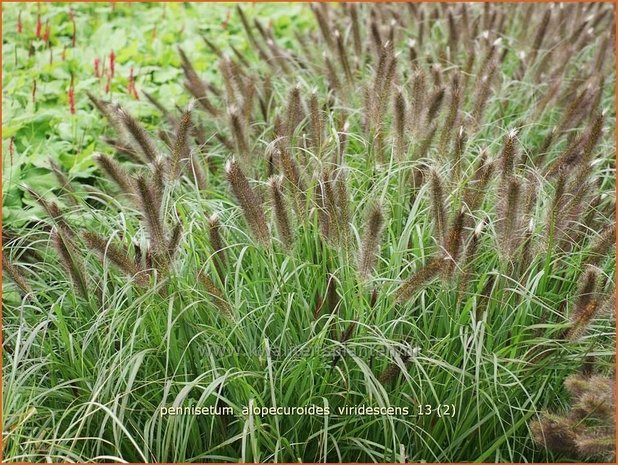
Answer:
[2,2,616,463]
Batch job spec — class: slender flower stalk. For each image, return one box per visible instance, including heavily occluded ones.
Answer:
[528,8,552,66]
[500,129,518,179]
[378,352,412,384]
[416,123,438,160]
[311,3,334,48]
[473,62,497,124]
[581,112,604,166]
[25,187,73,236]
[426,86,445,125]
[349,4,362,59]
[323,53,341,93]
[322,169,340,242]
[438,74,461,153]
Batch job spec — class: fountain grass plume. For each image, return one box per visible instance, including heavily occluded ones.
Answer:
[225,158,269,246]
[83,231,149,287]
[429,169,448,245]
[208,213,227,280]
[135,175,167,268]
[394,89,407,161]
[52,229,89,299]
[2,254,33,297]
[395,257,446,303]
[269,175,294,250]
[358,202,385,280]
[171,103,194,180]
[117,106,158,163]
[199,272,234,319]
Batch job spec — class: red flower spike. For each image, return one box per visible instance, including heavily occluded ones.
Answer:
[8,137,15,164]
[71,18,76,47]
[35,14,42,39]
[68,76,76,114]
[128,67,139,100]
[43,21,50,44]
[109,50,115,78]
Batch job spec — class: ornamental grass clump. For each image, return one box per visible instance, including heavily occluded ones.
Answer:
[2,3,615,463]
[531,369,615,462]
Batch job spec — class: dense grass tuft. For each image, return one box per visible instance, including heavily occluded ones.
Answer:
[2,3,615,462]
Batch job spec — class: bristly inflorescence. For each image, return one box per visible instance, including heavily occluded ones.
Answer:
[3,7,614,461]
